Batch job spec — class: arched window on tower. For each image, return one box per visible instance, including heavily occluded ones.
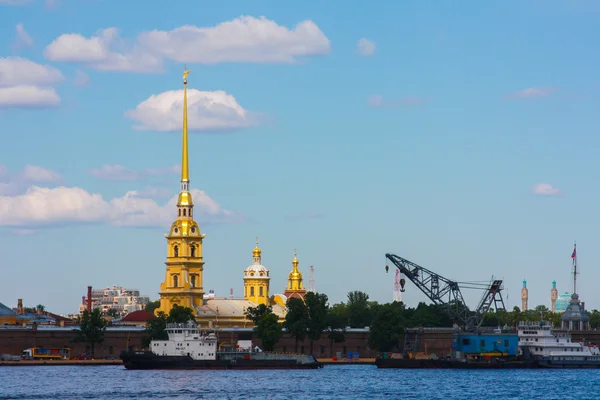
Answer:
[183,209,187,216]
[173,275,179,287]
[190,275,196,288]
[190,245,196,257]
[259,286,264,297]
[174,245,179,257]
[250,287,255,297]
[178,209,181,216]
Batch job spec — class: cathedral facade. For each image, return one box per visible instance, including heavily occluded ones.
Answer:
[156,71,307,328]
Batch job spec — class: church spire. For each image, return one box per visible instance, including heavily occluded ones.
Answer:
[181,67,190,191]
[177,67,193,209]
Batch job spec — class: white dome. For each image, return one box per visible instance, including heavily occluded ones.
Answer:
[244,264,269,278]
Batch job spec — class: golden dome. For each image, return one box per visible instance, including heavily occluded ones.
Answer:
[253,237,262,257]
[177,191,194,206]
[288,249,303,280]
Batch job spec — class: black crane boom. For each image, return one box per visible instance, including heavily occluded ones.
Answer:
[385,253,506,331]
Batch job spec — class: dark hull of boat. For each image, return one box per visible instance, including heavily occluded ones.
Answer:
[537,360,600,369]
[120,351,323,370]
[375,358,538,369]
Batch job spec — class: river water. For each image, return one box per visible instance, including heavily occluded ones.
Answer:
[0,365,597,399]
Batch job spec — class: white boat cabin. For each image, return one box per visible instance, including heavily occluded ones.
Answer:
[151,322,218,360]
[518,320,600,361]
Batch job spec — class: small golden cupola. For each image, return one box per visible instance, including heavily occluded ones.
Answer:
[284,249,307,300]
[243,238,270,305]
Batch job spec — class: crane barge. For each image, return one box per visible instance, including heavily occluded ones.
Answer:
[384,253,506,332]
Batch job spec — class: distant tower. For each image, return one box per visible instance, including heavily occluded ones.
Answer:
[229,288,233,299]
[283,249,307,300]
[243,238,270,306]
[393,270,402,302]
[521,279,528,311]
[551,280,558,312]
[308,266,315,293]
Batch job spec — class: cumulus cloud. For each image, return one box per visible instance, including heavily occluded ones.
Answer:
[44,28,162,73]
[14,23,33,48]
[89,164,179,181]
[0,164,62,196]
[0,86,60,108]
[43,16,330,71]
[532,183,562,197]
[74,70,89,86]
[0,57,63,87]
[126,89,261,132]
[0,57,63,108]
[0,186,240,229]
[356,38,376,56]
[23,165,62,183]
[367,94,428,108]
[138,16,330,64]
[505,87,556,99]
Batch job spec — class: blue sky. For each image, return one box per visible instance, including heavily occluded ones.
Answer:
[1,0,600,315]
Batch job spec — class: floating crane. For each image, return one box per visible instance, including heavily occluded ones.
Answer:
[385,253,506,331]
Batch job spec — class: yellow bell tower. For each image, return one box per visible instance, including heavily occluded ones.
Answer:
[284,249,307,300]
[157,68,206,315]
[243,238,270,305]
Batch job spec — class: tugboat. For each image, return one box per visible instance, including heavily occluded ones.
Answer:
[518,320,600,368]
[120,322,323,370]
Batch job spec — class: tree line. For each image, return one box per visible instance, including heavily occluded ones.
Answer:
[72,291,600,356]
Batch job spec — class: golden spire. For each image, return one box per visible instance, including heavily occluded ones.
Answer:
[253,237,262,258]
[181,66,190,185]
[176,67,193,208]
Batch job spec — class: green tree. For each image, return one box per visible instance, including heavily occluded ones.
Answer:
[143,311,168,347]
[106,308,120,318]
[245,304,273,324]
[36,304,46,313]
[589,310,600,329]
[145,300,161,315]
[72,308,108,358]
[253,313,282,351]
[326,305,347,357]
[305,292,329,355]
[284,297,309,353]
[347,291,372,328]
[369,302,405,352]
[167,305,196,323]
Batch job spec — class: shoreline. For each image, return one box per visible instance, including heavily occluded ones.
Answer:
[0,358,376,367]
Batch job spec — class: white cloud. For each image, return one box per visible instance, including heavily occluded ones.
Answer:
[89,164,180,181]
[0,164,62,195]
[0,57,63,108]
[505,87,555,99]
[14,23,33,48]
[23,165,62,183]
[0,85,60,108]
[356,38,376,56]
[532,183,562,196]
[44,28,162,73]
[43,17,330,71]
[0,57,63,87]
[126,89,261,132]
[74,70,89,86]
[138,16,330,64]
[0,186,240,229]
